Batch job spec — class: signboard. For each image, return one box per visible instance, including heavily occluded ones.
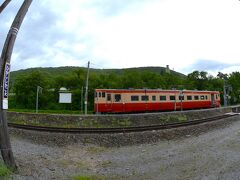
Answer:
[59,92,72,103]
[3,63,10,109]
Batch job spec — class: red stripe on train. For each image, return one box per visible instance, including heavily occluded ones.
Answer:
[94,101,220,113]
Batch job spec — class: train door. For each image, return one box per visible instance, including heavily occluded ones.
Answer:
[106,93,112,112]
[144,90,149,111]
[211,93,215,107]
[114,93,125,113]
[121,93,125,113]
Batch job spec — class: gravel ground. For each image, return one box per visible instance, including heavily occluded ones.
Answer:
[8,115,240,179]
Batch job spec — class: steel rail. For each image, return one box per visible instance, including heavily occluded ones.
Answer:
[8,113,239,134]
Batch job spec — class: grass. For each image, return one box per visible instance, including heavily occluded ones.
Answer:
[98,160,112,168]
[8,108,189,129]
[159,114,188,123]
[8,108,94,115]
[73,176,104,180]
[0,162,11,177]
[73,175,123,180]
[87,146,106,154]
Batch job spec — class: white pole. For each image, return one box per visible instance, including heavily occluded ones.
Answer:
[174,92,176,111]
[96,92,98,114]
[36,86,42,113]
[84,61,90,115]
[81,86,83,113]
[36,86,39,113]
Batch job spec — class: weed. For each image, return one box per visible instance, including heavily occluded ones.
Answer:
[73,175,104,180]
[8,109,94,115]
[87,146,106,154]
[0,163,11,177]
[99,160,112,168]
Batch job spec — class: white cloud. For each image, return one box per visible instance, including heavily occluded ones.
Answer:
[1,0,240,75]
[74,0,240,73]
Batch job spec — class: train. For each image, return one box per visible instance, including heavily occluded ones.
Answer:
[94,89,221,113]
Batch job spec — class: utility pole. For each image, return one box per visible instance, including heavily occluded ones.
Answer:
[218,72,228,107]
[223,79,227,107]
[81,86,83,113]
[84,61,90,115]
[36,86,42,113]
[0,0,11,14]
[180,90,184,111]
[0,0,32,169]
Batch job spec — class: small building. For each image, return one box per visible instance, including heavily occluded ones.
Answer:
[166,65,170,74]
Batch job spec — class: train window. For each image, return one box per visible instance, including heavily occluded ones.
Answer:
[205,95,208,100]
[160,96,166,101]
[152,95,156,101]
[200,95,204,100]
[187,96,192,100]
[216,95,218,99]
[102,92,106,98]
[170,96,175,101]
[131,96,139,101]
[179,95,184,101]
[95,92,97,97]
[107,94,111,101]
[115,94,121,102]
[99,92,101,97]
[194,96,199,100]
[141,95,149,101]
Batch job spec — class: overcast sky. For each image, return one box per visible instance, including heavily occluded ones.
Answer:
[1,0,240,75]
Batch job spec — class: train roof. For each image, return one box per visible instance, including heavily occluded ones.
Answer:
[95,89,220,93]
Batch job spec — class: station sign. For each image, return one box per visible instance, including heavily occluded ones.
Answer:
[3,63,10,109]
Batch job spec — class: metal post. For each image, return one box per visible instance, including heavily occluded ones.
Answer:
[81,86,83,113]
[180,90,184,111]
[0,0,11,14]
[0,0,32,169]
[180,99,183,111]
[174,92,176,111]
[36,86,42,113]
[96,92,98,114]
[223,80,227,107]
[84,61,90,115]
[36,86,39,113]
[218,72,228,107]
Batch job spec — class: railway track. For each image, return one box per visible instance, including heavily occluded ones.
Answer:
[8,113,239,134]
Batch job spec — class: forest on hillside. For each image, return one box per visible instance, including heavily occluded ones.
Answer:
[8,66,240,112]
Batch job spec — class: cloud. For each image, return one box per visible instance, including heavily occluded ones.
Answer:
[1,0,156,70]
[182,59,240,75]
[0,0,240,75]
[75,0,159,18]
[188,60,239,71]
[1,0,90,70]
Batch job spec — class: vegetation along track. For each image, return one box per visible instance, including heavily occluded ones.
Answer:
[8,113,239,134]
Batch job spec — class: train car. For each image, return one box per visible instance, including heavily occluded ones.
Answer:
[94,89,221,113]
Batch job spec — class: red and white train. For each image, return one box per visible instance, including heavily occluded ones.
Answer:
[94,89,221,113]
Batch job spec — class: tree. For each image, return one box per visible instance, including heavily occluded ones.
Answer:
[187,71,209,90]
[228,72,240,104]
[15,71,48,109]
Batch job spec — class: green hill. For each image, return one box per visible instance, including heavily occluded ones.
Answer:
[10,66,186,84]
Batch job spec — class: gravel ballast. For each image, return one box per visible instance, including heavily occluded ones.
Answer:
[6,115,240,179]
